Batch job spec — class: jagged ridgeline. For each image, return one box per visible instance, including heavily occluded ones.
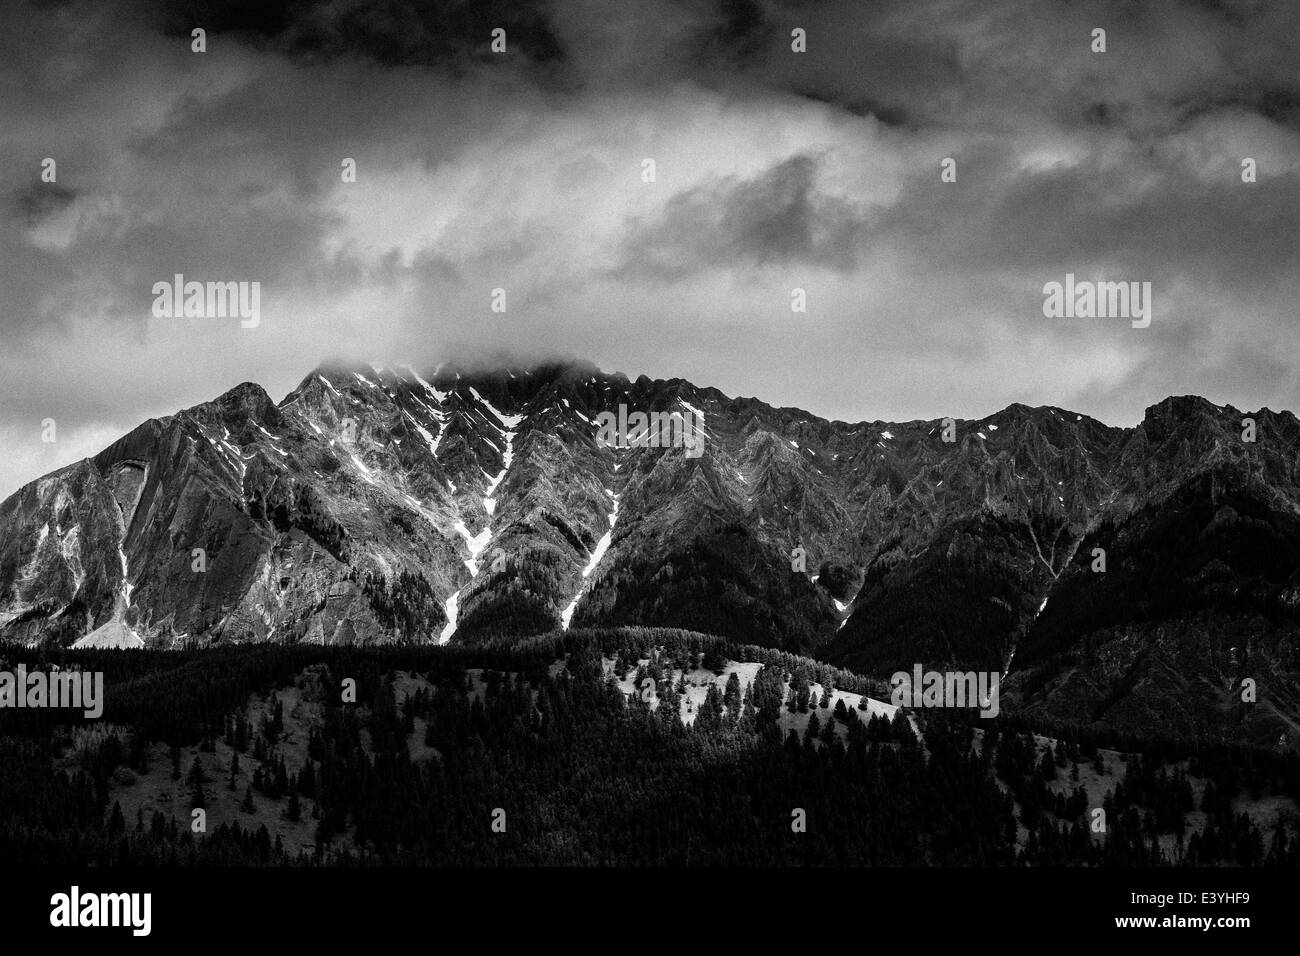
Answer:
[2,628,1296,866]
[1,361,1299,744]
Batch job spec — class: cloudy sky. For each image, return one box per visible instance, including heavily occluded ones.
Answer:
[2,0,1298,498]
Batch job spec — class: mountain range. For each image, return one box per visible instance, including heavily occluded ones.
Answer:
[2,359,1297,745]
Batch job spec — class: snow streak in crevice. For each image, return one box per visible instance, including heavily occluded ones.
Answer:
[441,394,527,644]
[561,491,619,630]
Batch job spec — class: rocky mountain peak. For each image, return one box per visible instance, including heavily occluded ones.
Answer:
[2,358,1297,744]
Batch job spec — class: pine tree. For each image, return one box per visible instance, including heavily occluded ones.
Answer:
[300,760,316,798]
[1039,749,1057,781]
[891,712,916,748]
[723,672,742,719]
[819,712,838,745]
[186,756,207,808]
[658,683,681,729]
[697,685,724,732]
[805,712,821,746]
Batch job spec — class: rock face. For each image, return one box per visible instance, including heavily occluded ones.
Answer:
[1,362,1298,743]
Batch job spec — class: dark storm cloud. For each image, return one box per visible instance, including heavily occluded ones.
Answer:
[744,0,1300,136]
[860,137,1300,289]
[3,182,81,337]
[618,154,865,278]
[697,0,769,67]
[1175,87,1300,131]
[2,0,1299,500]
[13,181,76,226]
[156,0,566,67]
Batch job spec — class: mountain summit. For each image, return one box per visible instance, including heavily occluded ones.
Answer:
[1,361,1297,743]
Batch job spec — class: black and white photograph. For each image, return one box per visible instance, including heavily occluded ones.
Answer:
[1,0,1296,938]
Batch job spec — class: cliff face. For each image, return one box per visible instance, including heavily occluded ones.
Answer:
[2,361,1297,744]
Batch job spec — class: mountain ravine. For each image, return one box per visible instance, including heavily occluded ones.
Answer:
[2,360,1297,745]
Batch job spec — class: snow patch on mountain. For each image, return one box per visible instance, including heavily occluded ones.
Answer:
[679,399,707,437]
[74,620,144,649]
[454,520,492,576]
[118,538,133,610]
[439,591,460,644]
[583,493,619,577]
[402,364,447,403]
[60,526,84,592]
[409,416,441,458]
[561,492,619,629]
[477,399,525,517]
[608,659,900,734]
[348,453,376,484]
[469,387,526,432]
[73,496,143,648]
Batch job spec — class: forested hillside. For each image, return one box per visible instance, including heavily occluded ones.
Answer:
[1,628,1296,866]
